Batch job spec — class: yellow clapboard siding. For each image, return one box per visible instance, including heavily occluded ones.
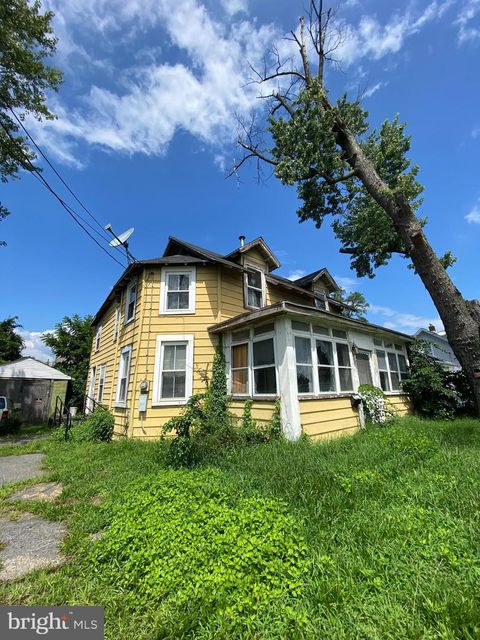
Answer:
[229,400,276,425]
[299,396,360,438]
[308,425,359,441]
[301,406,357,426]
[299,397,354,414]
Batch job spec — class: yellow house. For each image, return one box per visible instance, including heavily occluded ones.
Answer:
[87,236,411,440]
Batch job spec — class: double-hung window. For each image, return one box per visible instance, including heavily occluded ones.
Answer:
[316,339,336,392]
[295,336,314,393]
[95,325,102,352]
[231,342,249,394]
[125,281,137,323]
[113,306,120,341]
[116,345,132,407]
[245,266,264,309]
[252,337,277,394]
[160,267,196,314]
[98,365,106,403]
[153,335,194,404]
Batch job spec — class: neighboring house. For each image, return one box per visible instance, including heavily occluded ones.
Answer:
[0,357,71,424]
[414,326,461,371]
[87,236,411,440]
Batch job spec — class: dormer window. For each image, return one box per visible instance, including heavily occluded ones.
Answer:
[315,294,326,310]
[245,266,264,309]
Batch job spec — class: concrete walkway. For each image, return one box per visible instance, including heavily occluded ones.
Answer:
[0,453,46,485]
[0,450,66,581]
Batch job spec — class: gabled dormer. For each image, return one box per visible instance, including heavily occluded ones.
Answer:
[224,236,280,273]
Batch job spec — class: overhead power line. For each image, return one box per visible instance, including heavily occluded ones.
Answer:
[9,108,120,248]
[0,119,127,269]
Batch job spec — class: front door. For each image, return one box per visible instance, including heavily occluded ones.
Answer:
[355,350,373,387]
[86,366,96,413]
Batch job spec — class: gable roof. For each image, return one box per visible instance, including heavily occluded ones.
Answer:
[294,268,341,292]
[163,236,244,271]
[0,357,71,380]
[224,237,280,271]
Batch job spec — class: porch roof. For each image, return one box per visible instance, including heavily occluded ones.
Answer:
[208,300,413,342]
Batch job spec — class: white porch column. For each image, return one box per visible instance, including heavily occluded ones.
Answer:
[275,317,301,441]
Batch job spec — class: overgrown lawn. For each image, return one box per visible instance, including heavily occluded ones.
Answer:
[0,417,479,639]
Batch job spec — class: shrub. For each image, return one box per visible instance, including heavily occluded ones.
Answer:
[92,468,309,637]
[163,348,280,466]
[73,407,114,442]
[268,399,283,440]
[358,384,396,424]
[0,413,22,436]
[402,340,468,419]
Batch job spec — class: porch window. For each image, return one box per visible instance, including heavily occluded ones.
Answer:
[115,345,132,406]
[245,267,264,309]
[376,347,409,392]
[153,335,194,404]
[253,338,277,394]
[231,343,249,394]
[376,350,390,392]
[336,342,353,391]
[388,352,401,391]
[160,267,196,314]
[125,281,137,323]
[316,340,336,392]
[295,336,314,393]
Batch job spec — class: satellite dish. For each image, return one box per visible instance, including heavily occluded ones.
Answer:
[109,227,134,248]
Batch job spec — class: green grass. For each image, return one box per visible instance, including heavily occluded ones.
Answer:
[1,417,480,639]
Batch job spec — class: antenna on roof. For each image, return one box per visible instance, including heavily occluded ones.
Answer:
[104,224,136,264]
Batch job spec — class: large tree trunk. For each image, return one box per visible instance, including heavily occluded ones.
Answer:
[335,123,480,415]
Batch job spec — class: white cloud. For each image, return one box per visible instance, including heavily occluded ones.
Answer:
[368,305,443,334]
[362,81,387,98]
[221,0,248,16]
[472,126,480,137]
[465,204,480,223]
[286,270,306,281]
[32,0,279,165]
[334,1,453,66]
[16,329,55,364]
[456,0,480,44]
[334,275,359,292]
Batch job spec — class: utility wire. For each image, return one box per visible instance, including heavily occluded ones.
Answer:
[0,119,128,269]
[8,107,128,259]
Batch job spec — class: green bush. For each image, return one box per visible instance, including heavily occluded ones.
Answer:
[92,468,309,638]
[72,407,114,443]
[163,349,282,467]
[402,341,468,419]
[0,413,22,436]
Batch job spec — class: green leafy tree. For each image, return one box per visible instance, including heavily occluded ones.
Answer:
[42,314,94,406]
[0,0,62,243]
[236,1,480,415]
[0,316,24,363]
[331,289,369,320]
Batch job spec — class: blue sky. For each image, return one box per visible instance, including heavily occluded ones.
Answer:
[1,0,479,361]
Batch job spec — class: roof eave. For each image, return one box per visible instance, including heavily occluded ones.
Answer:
[209,301,413,341]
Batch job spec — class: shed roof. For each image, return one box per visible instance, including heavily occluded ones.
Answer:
[0,357,71,380]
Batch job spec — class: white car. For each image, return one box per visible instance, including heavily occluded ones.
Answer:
[0,396,8,421]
